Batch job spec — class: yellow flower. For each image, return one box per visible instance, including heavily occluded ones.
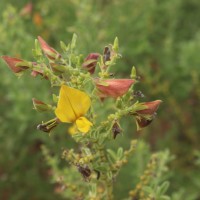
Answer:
[55,85,92,134]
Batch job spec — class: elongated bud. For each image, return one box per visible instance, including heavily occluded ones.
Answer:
[130,66,136,79]
[113,37,119,52]
[103,46,111,64]
[37,118,59,133]
[136,100,162,115]
[20,2,33,16]
[32,98,52,112]
[133,100,162,130]
[37,36,61,60]
[1,56,30,73]
[112,121,122,139]
[82,53,99,74]
[95,79,135,98]
[51,63,66,74]
[33,13,43,27]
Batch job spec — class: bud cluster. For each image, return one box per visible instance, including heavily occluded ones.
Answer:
[1,34,162,199]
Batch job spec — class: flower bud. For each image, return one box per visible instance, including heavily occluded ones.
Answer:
[103,46,111,64]
[1,56,30,73]
[37,36,61,60]
[136,100,162,115]
[33,13,43,27]
[32,98,51,112]
[82,53,99,74]
[51,63,66,74]
[95,79,135,98]
[20,2,33,16]
[134,100,162,130]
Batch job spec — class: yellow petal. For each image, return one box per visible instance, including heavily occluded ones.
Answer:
[55,85,91,123]
[75,117,92,133]
[55,86,76,122]
[68,124,78,135]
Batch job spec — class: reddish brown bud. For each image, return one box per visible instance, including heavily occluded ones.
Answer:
[134,100,162,130]
[136,100,162,115]
[95,79,135,98]
[82,53,99,74]
[20,2,33,16]
[1,56,29,73]
[38,36,61,60]
[32,98,51,112]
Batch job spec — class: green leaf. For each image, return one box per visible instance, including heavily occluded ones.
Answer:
[71,33,77,50]
[113,37,119,52]
[97,80,109,86]
[107,171,113,180]
[90,184,97,196]
[33,39,42,57]
[159,181,170,195]
[160,195,171,200]
[143,186,154,194]
[107,149,117,161]
[60,41,68,52]
[117,147,123,160]
[82,147,91,156]
[94,165,108,172]
[52,94,58,103]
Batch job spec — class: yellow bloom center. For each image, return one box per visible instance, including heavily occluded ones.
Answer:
[75,117,93,133]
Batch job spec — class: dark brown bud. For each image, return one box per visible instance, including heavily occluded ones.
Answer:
[135,115,155,131]
[103,46,111,64]
[82,53,99,74]
[112,121,122,139]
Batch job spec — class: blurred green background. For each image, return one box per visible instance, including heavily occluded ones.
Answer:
[0,0,200,199]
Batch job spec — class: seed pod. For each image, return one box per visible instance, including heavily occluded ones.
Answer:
[77,165,91,180]
[37,118,59,133]
[112,121,122,139]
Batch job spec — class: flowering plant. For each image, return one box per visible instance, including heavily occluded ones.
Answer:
[2,35,165,200]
